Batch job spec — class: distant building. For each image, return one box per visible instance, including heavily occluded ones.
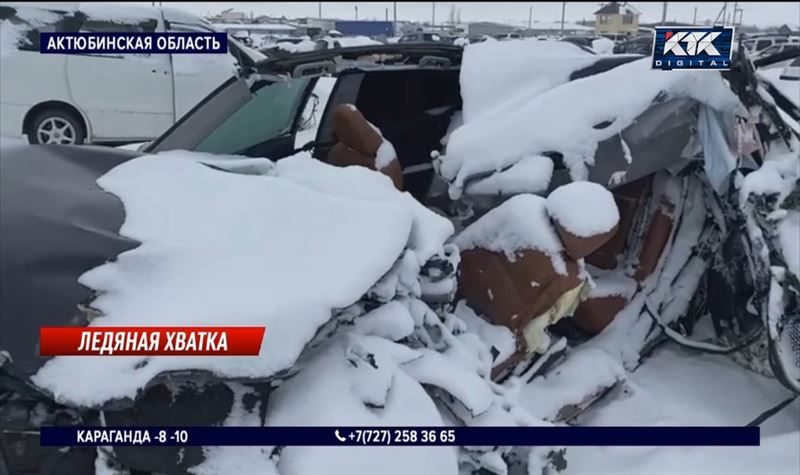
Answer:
[594,2,640,38]
[467,21,516,37]
[777,24,799,35]
[212,8,247,24]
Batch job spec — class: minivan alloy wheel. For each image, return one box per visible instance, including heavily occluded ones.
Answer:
[36,117,77,145]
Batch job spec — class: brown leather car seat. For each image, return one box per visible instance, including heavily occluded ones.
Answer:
[576,173,679,335]
[633,195,675,282]
[327,104,404,190]
[457,189,620,378]
[586,176,651,270]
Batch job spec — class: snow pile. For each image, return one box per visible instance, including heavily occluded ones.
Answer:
[0,5,62,58]
[270,154,452,264]
[739,152,800,209]
[584,271,638,300]
[545,182,619,237]
[32,151,453,405]
[276,39,317,53]
[78,3,159,22]
[454,301,517,364]
[187,234,552,473]
[263,334,459,475]
[520,347,627,421]
[441,57,745,198]
[335,36,382,48]
[464,155,554,197]
[453,194,567,274]
[0,20,27,58]
[591,37,615,54]
[459,40,598,124]
[569,345,800,475]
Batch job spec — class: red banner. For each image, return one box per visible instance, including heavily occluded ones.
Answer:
[39,327,265,356]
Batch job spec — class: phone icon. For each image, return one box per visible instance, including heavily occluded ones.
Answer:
[334,430,346,442]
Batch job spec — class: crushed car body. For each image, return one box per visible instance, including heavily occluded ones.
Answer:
[0,39,799,474]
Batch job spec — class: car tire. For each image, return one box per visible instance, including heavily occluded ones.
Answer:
[27,109,86,145]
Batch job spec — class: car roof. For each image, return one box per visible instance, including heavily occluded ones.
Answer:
[254,43,463,75]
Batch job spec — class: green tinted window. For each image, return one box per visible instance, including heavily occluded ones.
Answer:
[195,78,310,155]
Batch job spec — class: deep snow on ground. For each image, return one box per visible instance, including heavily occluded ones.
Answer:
[569,344,800,475]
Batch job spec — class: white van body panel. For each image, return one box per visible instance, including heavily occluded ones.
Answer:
[0,51,71,139]
[0,3,252,143]
[65,54,175,140]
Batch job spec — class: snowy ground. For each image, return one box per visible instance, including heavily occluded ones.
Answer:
[569,344,800,475]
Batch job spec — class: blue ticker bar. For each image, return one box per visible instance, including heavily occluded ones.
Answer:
[40,426,760,447]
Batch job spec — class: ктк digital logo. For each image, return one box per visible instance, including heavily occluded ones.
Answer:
[652,27,734,71]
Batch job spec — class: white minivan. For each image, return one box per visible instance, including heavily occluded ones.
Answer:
[0,3,264,145]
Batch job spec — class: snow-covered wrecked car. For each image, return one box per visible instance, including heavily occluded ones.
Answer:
[0,40,798,474]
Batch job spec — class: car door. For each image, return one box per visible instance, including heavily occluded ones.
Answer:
[163,20,241,121]
[65,12,174,140]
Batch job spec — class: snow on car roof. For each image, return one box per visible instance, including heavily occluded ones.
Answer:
[459,40,599,124]
[31,151,454,406]
[441,52,746,198]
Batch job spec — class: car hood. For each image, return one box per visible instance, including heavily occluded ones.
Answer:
[0,144,142,377]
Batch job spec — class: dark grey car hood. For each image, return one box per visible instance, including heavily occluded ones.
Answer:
[0,144,141,377]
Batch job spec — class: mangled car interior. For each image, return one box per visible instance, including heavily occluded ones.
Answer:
[1,37,799,475]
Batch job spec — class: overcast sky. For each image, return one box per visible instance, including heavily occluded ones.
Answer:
[127,2,799,28]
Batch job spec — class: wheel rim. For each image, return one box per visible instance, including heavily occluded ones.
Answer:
[36,117,77,145]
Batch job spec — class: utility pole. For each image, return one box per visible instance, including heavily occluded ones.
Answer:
[318,2,322,19]
[528,5,532,29]
[432,2,436,27]
[661,2,668,25]
[385,8,388,21]
[560,2,566,38]
[393,2,397,37]
[355,5,358,20]
[692,6,697,25]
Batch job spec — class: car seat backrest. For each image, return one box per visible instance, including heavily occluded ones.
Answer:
[585,176,651,269]
[327,104,403,190]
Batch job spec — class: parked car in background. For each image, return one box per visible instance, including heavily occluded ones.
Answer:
[468,34,494,44]
[398,32,446,44]
[0,3,264,145]
[753,43,800,61]
[612,35,653,54]
[494,32,524,41]
[561,36,596,48]
[743,34,799,54]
